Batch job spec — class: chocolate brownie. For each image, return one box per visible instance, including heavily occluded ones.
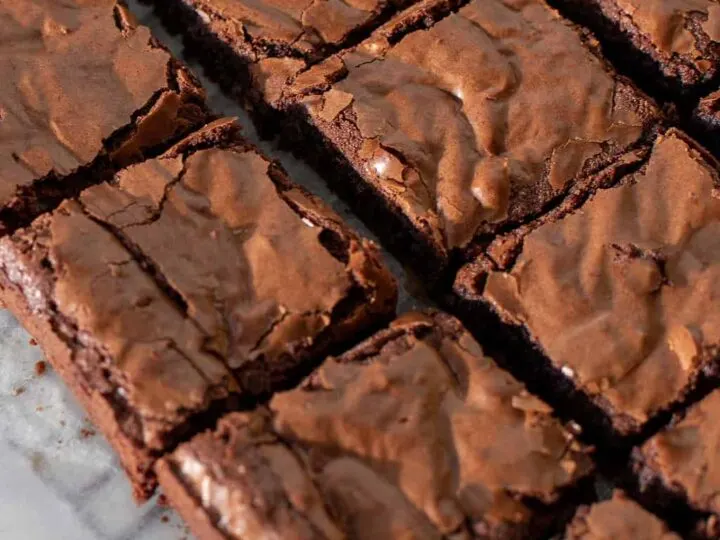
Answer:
[0,199,239,500]
[454,129,720,446]
[566,490,680,539]
[0,0,208,236]
[273,0,661,278]
[156,311,594,540]
[553,0,720,96]
[0,118,396,501]
[633,390,720,539]
[78,118,397,395]
[144,0,457,132]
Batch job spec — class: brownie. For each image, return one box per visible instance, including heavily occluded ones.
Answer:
[633,389,720,539]
[156,311,594,540]
[453,128,720,447]
[0,118,396,501]
[0,198,238,500]
[553,0,720,97]
[272,0,661,278]
[0,0,209,234]
[78,117,397,393]
[565,490,680,539]
[143,0,455,132]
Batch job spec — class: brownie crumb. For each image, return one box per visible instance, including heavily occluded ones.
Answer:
[35,406,44,412]
[34,360,46,376]
[161,515,170,524]
[13,386,25,396]
[29,338,37,346]
[158,494,169,507]
[80,428,96,439]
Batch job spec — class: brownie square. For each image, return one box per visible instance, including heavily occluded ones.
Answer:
[454,129,720,445]
[157,311,594,540]
[554,0,720,96]
[0,198,238,500]
[633,390,720,539]
[0,0,211,233]
[566,490,680,539]
[275,0,661,277]
[78,118,397,396]
[0,118,396,501]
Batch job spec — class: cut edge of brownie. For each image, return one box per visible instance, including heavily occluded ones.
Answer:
[0,5,211,240]
[0,213,244,501]
[548,0,720,101]
[448,127,720,453]
[156,309,597,540]
[77,118,399,399]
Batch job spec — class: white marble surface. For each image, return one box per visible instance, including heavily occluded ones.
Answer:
[0,2,426,539]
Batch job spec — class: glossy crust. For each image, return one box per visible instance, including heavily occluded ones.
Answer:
[454,129,720,446]
[565,491,680,540]
[275,0,660,277]
[0,0,209,234]
[79,118,398,394]
[553,0,720,94]
[157,311,594,540]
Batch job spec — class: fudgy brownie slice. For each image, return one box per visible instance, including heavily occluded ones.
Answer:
[0,118,396,501]
[553,0,720,96]
[454,129,720,446]
[275,0,661,277]
[78,118,397,397]
[633,390,720,539]
[0,0,209,234]
[157,311,594,540]
[566,491,680,539]
[0,199,239,501]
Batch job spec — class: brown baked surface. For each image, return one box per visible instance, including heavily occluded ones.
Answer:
[0,0,209,231]
[158,311,593,539]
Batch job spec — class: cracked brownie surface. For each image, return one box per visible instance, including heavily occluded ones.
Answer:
[0,119,397,500]
[0,0,209,232]
[157,311,593,540]
[456,129,720,438]
[278,0,660,268]
[79,118,398,391]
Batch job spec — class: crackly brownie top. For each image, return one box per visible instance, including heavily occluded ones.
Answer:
[610,0,720,81]
[164,312,592,539]
[0,200,235,450]
[187,0,409,59]
[639,390,720,515]
[480,130,720,428]
[0,0,204,207]
[285,0,656,254]
[566,491,679,540]
[79,121,397,385]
